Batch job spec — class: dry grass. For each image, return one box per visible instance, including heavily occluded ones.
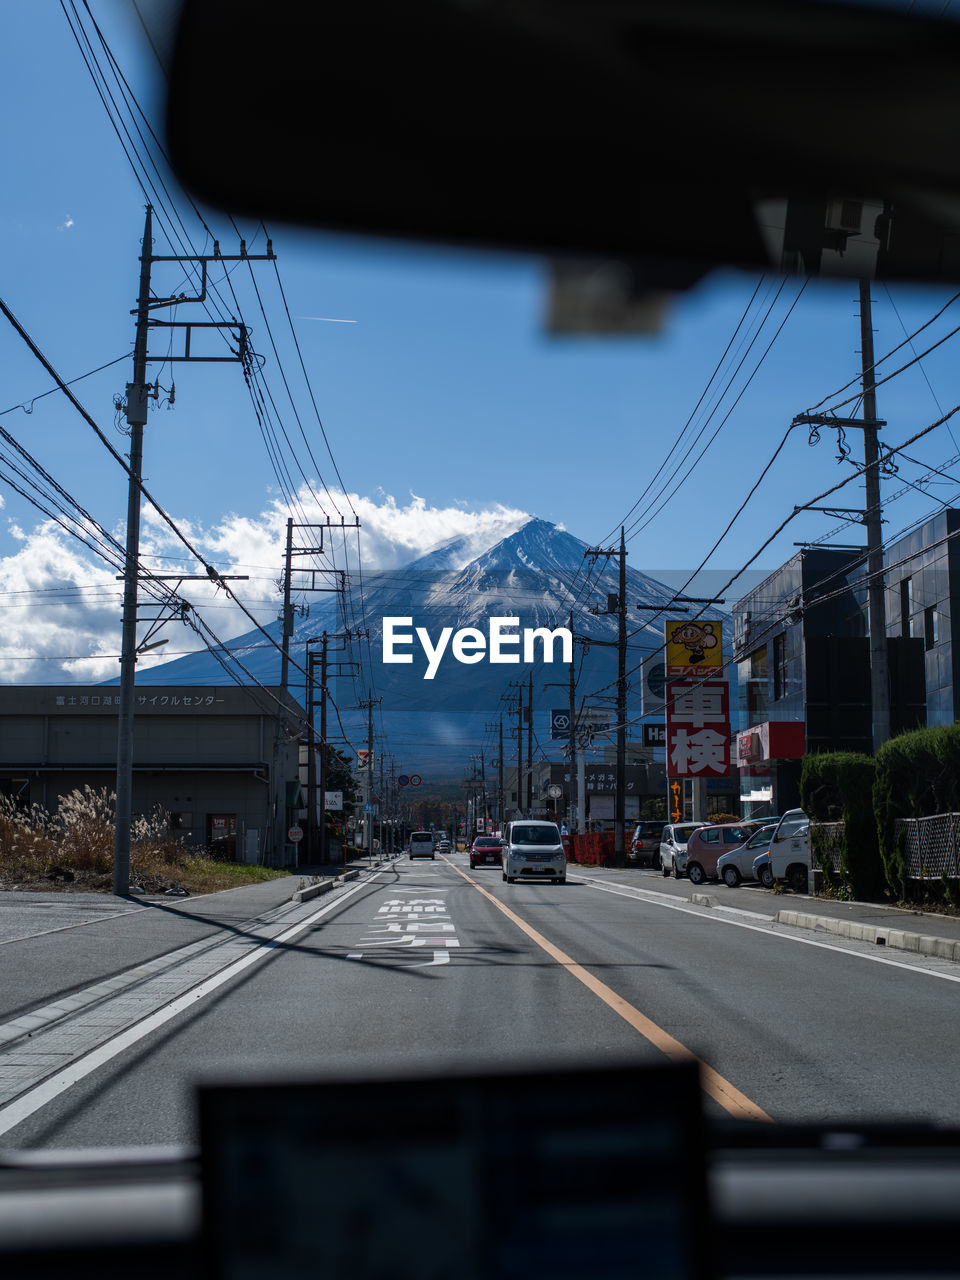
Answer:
[0,786,287,895]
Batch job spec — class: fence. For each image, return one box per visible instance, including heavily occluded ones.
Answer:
[810,821,845,875]
[894,813,960,880]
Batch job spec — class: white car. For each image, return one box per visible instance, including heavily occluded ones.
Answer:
[716,824,777,887]
[659,822,708,878]
[759,810,811,892]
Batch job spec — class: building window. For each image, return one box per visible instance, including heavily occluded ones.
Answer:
[900,577,913,638]
[773,633,788,701]
[925,605,938,651]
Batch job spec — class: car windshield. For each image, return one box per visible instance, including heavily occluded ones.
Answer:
[511,826,561,846]
[776,815,810,839]
[745,825,776,848]
[7,11,960,1277]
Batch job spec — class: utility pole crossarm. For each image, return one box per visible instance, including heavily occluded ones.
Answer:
[793,413,886,430]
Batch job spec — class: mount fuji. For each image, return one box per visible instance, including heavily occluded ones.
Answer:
[125,518,723,779]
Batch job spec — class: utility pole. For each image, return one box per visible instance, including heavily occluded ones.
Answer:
[585,530,628,866]
[358,695,381,864]
[306,631,358,865]
[568,611,577,831]
[515,683,524,817]
[113,205,153,897]
[271,517,296,868]
[499,719,504,829]
[526,671,534,814]
[792,281,889,752]
[113,207,275,895]
[274,529,349,867]
[860,280,891,751]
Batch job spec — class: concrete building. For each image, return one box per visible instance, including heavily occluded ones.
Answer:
[733,547,925,816]
[0,685,306,864]
[883,508,960,726]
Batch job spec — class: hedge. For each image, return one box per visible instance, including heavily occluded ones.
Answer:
[873,724,960,894]
[800,751,884,900]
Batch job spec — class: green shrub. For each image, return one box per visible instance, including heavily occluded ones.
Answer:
[874,724,960,896]
[801,751,885,900]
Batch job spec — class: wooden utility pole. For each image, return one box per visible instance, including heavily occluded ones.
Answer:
[113,208,274,893]
[859,281,891,751]
[584,530,628,866]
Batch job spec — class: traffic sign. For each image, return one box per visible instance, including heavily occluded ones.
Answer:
[410,775,422,786]
[287,826,303,843]
[397,774,410,787]
[363,802,375,814]
[550,709,571,739]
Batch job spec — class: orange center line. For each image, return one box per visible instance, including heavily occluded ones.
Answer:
[445,858,773,1124]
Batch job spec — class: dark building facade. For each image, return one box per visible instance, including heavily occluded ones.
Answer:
[733,548,925,815]
[883,508,960,726]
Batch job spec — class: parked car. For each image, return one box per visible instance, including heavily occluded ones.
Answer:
[659,822,708,878]
[759,809,811,892]
[629,820,665,868]
[469,835,504,869]
[407,830,435,860]
[683,823,762,885]
[717,824,778,887]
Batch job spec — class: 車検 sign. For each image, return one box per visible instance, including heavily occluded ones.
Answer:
[666,679,730,777]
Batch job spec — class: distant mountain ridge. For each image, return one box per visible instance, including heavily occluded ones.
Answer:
[120,518,727,776]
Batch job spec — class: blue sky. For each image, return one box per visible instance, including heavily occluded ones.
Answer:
[3,3,960,689]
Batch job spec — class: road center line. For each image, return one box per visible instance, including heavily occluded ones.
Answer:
[446,861,772,1124]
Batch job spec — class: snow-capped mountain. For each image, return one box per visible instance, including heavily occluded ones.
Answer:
[124,518,725,776]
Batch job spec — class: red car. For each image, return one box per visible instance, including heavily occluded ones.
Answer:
[470,835,504,869]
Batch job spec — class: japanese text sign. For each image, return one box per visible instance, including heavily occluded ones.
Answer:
[666,679,730,778]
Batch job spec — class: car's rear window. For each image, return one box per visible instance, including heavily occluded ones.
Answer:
[475,837,502,847]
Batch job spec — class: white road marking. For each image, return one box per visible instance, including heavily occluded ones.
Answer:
[0,877,375,1137]
[581,879,960,985]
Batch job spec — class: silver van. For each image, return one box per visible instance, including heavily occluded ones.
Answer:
[502,820,566,884]
[408,831,435,860]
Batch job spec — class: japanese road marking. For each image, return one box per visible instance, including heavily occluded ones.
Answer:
[447,860,772,1124]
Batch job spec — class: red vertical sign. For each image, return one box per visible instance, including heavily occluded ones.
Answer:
[665,680,730,778]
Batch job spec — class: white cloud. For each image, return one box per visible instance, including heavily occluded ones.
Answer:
[0,492,531,684]
[58,214,75,232]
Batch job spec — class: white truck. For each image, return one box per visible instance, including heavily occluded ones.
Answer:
[757,809,810,893]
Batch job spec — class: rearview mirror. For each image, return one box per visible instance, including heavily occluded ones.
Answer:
[166,0,960,289]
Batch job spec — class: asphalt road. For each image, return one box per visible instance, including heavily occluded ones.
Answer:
[3,853,960,1148]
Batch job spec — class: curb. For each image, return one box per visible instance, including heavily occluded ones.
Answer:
[773,908,960,963]
[290,867,362,903]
